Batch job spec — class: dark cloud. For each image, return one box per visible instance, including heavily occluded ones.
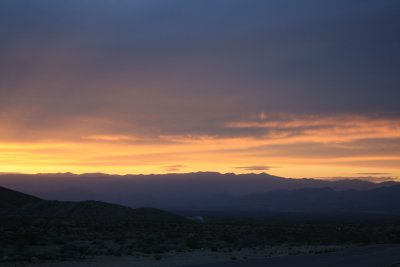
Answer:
[321,176,398,183]
[356,173,392,176]
[164,165,185,172]
[0,0,399,141]
[235,165,274,171]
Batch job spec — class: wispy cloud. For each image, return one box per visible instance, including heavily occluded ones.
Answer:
[356,172,392,176]
[234,165,274,171]
[164,165,185,172]
[85,135,138,142]
[319,176,398,183]
[225,114,400,142]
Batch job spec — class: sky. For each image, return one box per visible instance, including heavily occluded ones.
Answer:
[0,0,400,179]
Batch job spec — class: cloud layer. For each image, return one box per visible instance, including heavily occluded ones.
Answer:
[0,0,399,178]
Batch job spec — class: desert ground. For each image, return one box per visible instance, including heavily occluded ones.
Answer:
[4,245,400,267]
[189,245,400,267]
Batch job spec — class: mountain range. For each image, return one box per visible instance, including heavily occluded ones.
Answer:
[0,172,397,210]
[1,179,400,219]
[227,185,400,214]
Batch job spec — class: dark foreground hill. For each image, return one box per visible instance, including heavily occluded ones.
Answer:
[0,186,185,224]
[0,186,42,215]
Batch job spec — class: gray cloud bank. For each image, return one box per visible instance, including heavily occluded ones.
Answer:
[1,0,400,141]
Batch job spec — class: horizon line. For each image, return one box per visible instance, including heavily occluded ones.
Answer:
[0,171,397,182]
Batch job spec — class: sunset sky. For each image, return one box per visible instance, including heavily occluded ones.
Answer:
[1,0,400,179]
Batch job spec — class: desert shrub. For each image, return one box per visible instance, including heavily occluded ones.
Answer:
[185,235,200,249]
[154,254,161,261]
[211,247,218,252]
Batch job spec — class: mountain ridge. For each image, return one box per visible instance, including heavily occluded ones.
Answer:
[0,172,397,209]
[0,186,186,224]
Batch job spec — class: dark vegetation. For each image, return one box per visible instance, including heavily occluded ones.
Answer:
[1,186,400,263]
[1,216,400,263]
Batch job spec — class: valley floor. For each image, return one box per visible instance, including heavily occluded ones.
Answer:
[188,244,400,267]
[3,244,392,267]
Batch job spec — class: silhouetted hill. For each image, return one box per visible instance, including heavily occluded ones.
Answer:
[0,186,42,214]
[229,185,400,214]
[0,172,397,209]
[0,186,186,224]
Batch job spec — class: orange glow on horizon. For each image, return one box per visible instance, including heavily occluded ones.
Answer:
[1,114,399,180]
